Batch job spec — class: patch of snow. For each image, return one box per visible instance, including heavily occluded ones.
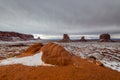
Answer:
[59,42,120,72]
[0,52,54,66]
[101,60,120,72]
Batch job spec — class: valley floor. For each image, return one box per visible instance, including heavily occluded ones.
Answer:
[0,41,120,80]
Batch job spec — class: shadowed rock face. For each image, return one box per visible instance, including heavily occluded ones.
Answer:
[41,43,73,65]
[80,36,87,42]
[0,31,34,41]
[19,43,43,57]
[99,34,111,42]
[60,34,71,42]
[63,34,70,40]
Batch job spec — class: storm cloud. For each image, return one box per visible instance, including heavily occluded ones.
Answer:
[0,0,120,37]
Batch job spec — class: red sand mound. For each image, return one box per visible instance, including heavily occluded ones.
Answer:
[41,43,73,65]
[0,58,120,80]
[19,43,43,57]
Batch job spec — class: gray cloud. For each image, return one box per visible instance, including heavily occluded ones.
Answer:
[0,0,120,37]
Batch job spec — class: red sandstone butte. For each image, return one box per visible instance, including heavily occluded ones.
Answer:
[59,34,71,42]
[99,33,112,42]
[0,31,34,41]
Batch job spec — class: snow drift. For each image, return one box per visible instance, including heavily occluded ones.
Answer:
[0,52,51,66]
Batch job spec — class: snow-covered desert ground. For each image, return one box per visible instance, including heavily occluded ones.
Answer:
[59,42,120,72]
[0,51,54,66]
[0,40,49,58]
[0,40,54,66]
[0,40,120,72]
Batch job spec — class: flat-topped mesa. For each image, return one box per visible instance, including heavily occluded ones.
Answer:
[99,33,112,42]
[80,36,87,42]
[60,34,71,42]
[0,31,34,41]
[41,43,74,66]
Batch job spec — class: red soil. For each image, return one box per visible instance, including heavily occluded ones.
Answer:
[0,57,120,80]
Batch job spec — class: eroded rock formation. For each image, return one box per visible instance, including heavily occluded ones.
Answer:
[0,31,34,41]
[99,33,112,42]
[19,43,43,57]
[41,43,73,65]
[60,34,71,42]
[80,36,87,42]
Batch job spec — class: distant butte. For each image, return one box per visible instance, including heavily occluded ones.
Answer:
[0,31,34,41]
[59,34,71,42]
[80,36,87,42]
[99,33,113,42]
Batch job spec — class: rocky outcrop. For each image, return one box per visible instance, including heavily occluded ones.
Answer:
[80,36,87,42]
[37,37,41,40]
[60,34,71,42]
[99,33,112,42]
[0,31,34,41]
[41,43,73,65]
[19,43,43,57]
[19,42,79,66]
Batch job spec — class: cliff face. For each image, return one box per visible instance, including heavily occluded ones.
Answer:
[59,34,71,42]
[99,33,112,42]
[0,31,34,41]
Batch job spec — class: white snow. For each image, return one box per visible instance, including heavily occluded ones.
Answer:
[101,60,120,72]
[59,42,120,72]
[0,52,54,66]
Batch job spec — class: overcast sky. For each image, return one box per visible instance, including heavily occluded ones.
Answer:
[0,0,120,38]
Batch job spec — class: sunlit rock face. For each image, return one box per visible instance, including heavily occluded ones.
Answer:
[41,43,73,66]
[99,34,112,42]
[0,31,34,41]
[19,43,43,57]
[60,34,71,42]
[80,36,87,42]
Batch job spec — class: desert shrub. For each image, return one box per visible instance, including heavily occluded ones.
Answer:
[95,61,104,66]
[87,56,97,63]
[5,54,17,58]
